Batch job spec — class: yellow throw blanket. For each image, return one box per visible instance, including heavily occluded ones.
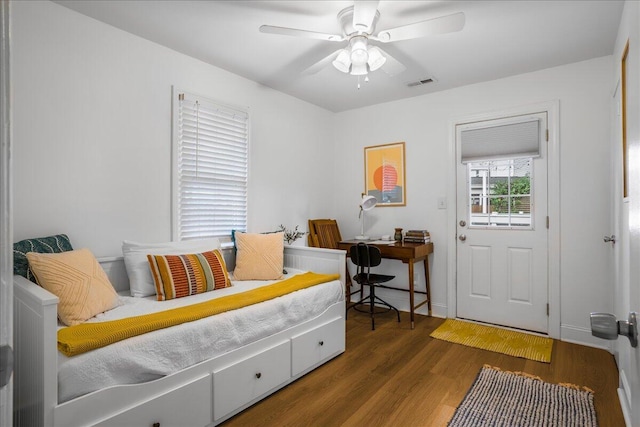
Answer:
[58,272,340,357]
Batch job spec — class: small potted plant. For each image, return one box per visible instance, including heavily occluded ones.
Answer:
[277,224,306,245]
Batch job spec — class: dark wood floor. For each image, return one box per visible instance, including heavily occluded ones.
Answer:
[223,311,625,427]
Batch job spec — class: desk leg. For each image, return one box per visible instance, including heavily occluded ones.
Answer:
[408,260,415,329]
[346,260,352,304]
[424,258,431,315]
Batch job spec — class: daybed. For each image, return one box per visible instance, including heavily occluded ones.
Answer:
[13,243,346,427]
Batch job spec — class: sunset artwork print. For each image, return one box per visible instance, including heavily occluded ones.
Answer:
[364,142,406,206]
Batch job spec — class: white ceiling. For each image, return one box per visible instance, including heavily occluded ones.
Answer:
[54,0,624,113]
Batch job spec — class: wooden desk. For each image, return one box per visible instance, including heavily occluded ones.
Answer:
[338,240,434,329]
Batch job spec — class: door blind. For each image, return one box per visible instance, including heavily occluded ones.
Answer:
[461,119,541,163]
[175,92,248,240]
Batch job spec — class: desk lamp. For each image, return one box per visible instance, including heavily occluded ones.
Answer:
[355,194,377,240]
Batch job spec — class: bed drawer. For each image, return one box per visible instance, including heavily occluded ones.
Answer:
[291,316,345,376]
[212,340,291,421]
[93,374,211,427]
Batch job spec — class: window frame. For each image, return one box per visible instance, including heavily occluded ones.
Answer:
[171,87,249,242]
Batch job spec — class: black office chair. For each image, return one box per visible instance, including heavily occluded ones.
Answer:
[347,242,401,330]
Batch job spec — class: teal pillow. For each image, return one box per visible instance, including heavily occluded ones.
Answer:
[13,234,73,282]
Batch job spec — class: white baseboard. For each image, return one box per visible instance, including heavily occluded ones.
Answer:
[560,324,612,350]
[352,287,447,319]
[619,370,632,427]
[427,303,448,319]
[350,292,624,347]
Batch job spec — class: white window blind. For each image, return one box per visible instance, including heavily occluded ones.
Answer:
[461,119,541,163]
[174,92,248,240]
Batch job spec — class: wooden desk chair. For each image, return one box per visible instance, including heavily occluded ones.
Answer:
[307,219,342,249]
[347,242,401,330]
[308,218,355,293]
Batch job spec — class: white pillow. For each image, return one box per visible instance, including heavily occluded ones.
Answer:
[122,238,221,297]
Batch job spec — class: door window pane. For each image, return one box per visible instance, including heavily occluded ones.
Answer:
[468,158,532,229]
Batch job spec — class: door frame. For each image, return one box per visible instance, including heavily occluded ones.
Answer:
[446,100,560,339]
[0,0,11,423]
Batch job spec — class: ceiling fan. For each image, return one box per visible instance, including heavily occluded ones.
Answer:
[259,1,465,78]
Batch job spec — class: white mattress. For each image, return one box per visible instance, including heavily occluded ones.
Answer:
[57,269,344,403]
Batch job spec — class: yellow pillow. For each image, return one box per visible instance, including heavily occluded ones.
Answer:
[233,232,284,280]
[26,248,119,326]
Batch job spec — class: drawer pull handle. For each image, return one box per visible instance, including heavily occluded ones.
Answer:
[256,372,262,379]
[319,340,324,346]
[152,423,160,427]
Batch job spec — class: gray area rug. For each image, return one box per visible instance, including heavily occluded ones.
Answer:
[449,365,598,427]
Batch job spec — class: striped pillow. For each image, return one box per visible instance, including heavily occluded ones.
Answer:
[147,249,231,301]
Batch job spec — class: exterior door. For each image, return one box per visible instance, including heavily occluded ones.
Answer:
[456,112,549,333]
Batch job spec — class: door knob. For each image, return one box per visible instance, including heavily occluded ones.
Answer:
[458,234,466,241]
[590,312,637,347]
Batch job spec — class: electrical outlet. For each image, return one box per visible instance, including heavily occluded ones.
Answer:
[437,197,447,209]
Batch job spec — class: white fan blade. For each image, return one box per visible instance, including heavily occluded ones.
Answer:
[353,1,379,33]
[374,12,465,43]
[259,25,344,42]
[301,49,343,76]
[376,47,407,77]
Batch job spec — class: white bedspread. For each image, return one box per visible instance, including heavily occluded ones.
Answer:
[57,269,344,403]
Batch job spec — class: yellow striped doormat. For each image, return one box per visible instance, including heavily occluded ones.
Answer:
[430,319,553,363]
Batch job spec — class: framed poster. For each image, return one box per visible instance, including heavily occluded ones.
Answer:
[364,142,406,206]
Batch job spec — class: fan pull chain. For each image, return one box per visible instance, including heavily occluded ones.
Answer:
[356,74,371,90]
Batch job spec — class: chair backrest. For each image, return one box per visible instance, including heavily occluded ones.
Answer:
[308,219,342,249]
[349,243,383,276]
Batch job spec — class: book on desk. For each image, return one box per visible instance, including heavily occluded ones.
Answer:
[403,229,431,243]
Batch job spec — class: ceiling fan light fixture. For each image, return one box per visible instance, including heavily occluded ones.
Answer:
[350,62,368,76]
[332,49,351,73]
[261,4,466,82]
[367,46,386,71]
[349,36,369,66]
[351,49,368,67]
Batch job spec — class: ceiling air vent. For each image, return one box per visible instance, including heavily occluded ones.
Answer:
[407,78,434,87]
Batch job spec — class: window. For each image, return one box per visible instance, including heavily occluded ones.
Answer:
[468,158,532,228]
[173,91,248,241]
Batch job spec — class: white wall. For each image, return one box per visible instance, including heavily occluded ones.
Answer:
[11,1,335,258]
[12,1,617,348]
[331,57,613,345]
